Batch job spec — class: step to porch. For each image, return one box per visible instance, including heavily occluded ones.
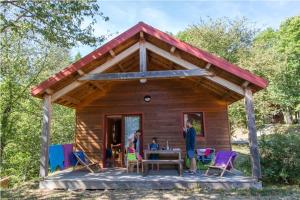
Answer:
[40,169,262,190]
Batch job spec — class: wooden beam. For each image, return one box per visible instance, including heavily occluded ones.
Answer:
[91,42,139,74]
[77,69,85,76]
[90,82,105,92]
[76,83,111,110]
[205,63,212,70]
[244,88,262,180]
[189,78,223,99]
[206,76,244,95]
[144,42,244,96]
[109,50,115,57]
[140,31,144,39]
[51,43,140,102]
[242,81,249,88]
[63,95,80,105]
[52,81,82,102]
[145,42,199,70]
[170,46,176,54]
[45,89,53,95]
[139,41,147,72]
[221,90,233,100]
[79,69,210,81]
[118,64,125,72]
[40,94,51,178]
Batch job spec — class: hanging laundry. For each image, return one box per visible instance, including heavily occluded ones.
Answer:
[62,144,76,169]
[49,144,64,172]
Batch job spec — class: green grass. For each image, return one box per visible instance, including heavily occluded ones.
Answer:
[232,144,252,176]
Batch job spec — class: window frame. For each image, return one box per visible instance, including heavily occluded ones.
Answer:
[182,112,206,137]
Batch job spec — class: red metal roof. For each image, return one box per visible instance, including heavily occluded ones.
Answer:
[31,22,268,96]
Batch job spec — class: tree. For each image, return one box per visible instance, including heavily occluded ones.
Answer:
[177,17,257,64]
[177,16,300,130]
[0,1,109,184]
[0,0,109,47]
[242,16,300,124]
[274,16,300,123]
[74,52,82,62]
[177,17,261,129]
[0,32,75,184]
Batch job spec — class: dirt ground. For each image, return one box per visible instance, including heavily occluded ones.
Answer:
[1,181,300,200]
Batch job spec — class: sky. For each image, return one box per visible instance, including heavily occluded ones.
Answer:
[71,0,300,57]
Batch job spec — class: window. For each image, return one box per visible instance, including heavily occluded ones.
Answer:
[183,112,205,136]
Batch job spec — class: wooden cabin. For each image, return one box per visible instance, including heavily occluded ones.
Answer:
[31,22,267,179]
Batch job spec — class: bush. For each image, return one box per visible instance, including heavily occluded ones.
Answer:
[259,127,300,184]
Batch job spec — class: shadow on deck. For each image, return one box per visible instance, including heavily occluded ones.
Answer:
[40,168,261,190]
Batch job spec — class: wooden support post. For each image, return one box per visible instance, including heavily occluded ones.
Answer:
[244,88,262,180]
[40,94,52,178]
[139,41,147,72]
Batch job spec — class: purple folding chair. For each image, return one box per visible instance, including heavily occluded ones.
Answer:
[205,151,238,177]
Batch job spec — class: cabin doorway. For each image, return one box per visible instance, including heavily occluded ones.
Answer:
[104,114,142,168]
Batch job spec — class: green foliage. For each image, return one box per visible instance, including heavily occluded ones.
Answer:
[0,1,108,186]
[274,16,300,111]
[0,0,109,47]
[259,125,300,184]
[177,16,300,128]
[74,52,82,62]
[241,16,300,125]
[232,144,252,176]
[191,121,202,135]
[177,17,257,64]
[0,33,75,186]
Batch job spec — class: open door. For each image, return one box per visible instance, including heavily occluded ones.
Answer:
[104,114,142,168]
[123,115,142,154]
[105,115,122,168]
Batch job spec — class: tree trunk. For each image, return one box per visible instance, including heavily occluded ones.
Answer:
[283,107,293,124]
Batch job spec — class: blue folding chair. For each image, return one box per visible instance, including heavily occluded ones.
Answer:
[73,151,101,173]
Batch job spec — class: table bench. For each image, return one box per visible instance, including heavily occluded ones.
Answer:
[142,159,183,176]
[143,149,183,176]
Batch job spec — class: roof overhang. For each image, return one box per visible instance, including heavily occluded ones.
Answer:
[31,22,268,108]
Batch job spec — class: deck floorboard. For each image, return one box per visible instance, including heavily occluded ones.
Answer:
[40,168,261,190]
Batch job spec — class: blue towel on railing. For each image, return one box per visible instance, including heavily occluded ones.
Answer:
[49,144,64,172]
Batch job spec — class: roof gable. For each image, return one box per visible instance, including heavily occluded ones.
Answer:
[31,22,268,97]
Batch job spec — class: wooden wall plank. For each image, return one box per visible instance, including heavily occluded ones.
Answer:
[75,79,231,163]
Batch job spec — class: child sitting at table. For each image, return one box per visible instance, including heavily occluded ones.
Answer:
[149,137,159,151]
[127,141,142,160]
[149,137,159,170]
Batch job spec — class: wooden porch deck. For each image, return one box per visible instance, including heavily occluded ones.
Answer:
[40,168,261,190]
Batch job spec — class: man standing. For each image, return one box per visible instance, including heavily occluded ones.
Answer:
[183,120,196,174]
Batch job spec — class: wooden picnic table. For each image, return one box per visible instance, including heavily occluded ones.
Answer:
[142,149,183,176]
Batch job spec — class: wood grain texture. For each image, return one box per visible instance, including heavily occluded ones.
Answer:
[245,88,261,180]
[40,95,51,178]
[74,79,231,165]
